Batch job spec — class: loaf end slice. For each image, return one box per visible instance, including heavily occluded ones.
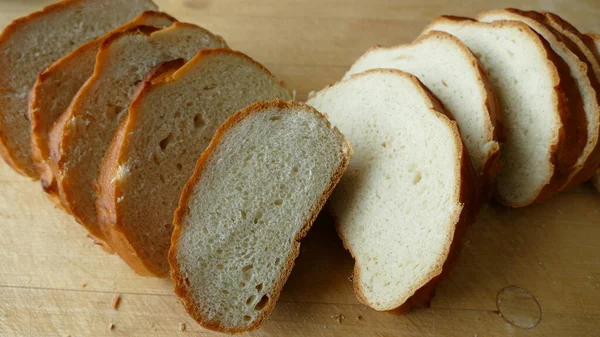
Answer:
[307,69,477,311]
[30,11,177,205]
[97,49,292,277]
[0,0,159,178]
[169,100,350,332]
[47,23,227,242]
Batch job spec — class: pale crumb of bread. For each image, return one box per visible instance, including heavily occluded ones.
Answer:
[179,323,186,332]
[330,314,344,324]
[108,323,115,331]
[112,294,121,310]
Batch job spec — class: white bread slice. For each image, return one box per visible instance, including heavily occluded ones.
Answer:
[342,31,501,193]
[424,17,577,207]
[96,50,292,277]
[0,0,159,178]
[30,11,177,205]
[541,12,600,189]
[306,69,476,311]
[478,9,600,190]
[48,24,227,242]
[169,100,350,333]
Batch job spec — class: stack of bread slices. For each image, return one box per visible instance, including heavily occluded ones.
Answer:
[1,1,599,334]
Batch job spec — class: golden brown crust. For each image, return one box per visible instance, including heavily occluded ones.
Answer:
[97,49,289,277]
[30,11,177,205]
[169,100,351,333]
[312,68,477,312]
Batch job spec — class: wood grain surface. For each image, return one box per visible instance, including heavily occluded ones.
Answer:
[0,0,599,336]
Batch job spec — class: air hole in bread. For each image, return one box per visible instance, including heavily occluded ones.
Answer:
[275,258,280,265]
[413,173,422,184]
[216,249,223,254]
[243,315,252,322]
[221,289,229,294]
[246,295,256,305]
[193,114,205,129]
[239,282,246,287]
[106,104,124,120]
[291,167,298,174]
[269,115,281,121]
[217,264,224,270]
[240,210,247,220]
[254,295,269,311]
[273,199,283,206]
[202,85,216,91]
[242,264,253,273]
[255,283,263,292]
[381,142,387,148]
[176,163,183,171]
[159,133,174,150]
[151,153,159,165]
[253,211,263,224]
[159,174,166,183]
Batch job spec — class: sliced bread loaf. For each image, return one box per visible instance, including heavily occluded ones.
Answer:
[424,17,579,207]
[169,100,350,332]
[587,33,600,191]
[30,11,176,203]
[541,12,600,189]
[48,24,227,241]
[342,31,500,194]
[0,0,159,178]
[478,9,599,190]
[96,49,292,277]
[306,69,475,311]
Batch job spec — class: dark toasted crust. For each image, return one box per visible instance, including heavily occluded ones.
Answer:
[96,59,185,277]
[97,49,289,277]
[314,68,477,311]
[30,11,177,205]
[169,100,351,333]
[540,13,600,189]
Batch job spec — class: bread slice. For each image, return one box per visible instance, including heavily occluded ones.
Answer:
[169,100,350,333]
[0,0,159,178]
[96,50,292,277]
[342,31,500,194]
[48,24,227,241]
[478,9,600,190]
[30,11,177,204]
[424,17,579,207]
[306,69,476,311]
[541,12,600,189]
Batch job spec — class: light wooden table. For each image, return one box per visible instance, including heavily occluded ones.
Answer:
[1,0,599,336]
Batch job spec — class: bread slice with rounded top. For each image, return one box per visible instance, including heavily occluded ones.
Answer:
[0,0,159,178]
[342,31,500,195]
[48,23,227,242]
[541,12,600,189]
[169,100,350,333]
[97,49,292,277]
[424,16,578,207]
[478,9,599,190]
[30,11,177,205]
[306,69,476,311]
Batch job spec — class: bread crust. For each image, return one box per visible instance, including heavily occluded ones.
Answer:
[169,99,351,333]
[97,49,289,277]
[540,12,600,189]
[426,16,579,206]
[30,11,177,206]
[311,68,477,312]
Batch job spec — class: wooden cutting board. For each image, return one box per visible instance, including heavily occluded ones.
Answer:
[1,0,599,336]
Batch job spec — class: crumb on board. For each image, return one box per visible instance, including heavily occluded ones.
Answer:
[348,275,353,282]
[330,314,345,324]
[108,323,115,331]
[81,283,87,288]
[112,294,121,310]
[179,322,186,332]
[357,315,363,320]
